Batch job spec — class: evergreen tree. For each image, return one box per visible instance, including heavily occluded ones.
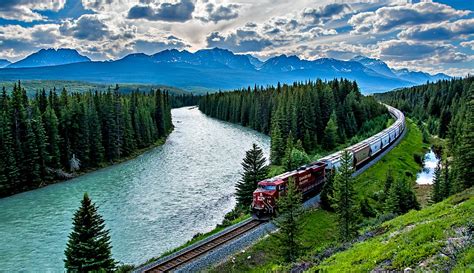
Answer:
[235,144,269,209]
[320,170,335,211]
[64,193,115,272]
[274,178,303,262]
[431,161,443,203]
[385,178,420,214]
[270,118,284,165]
[331,150,357,241]
[322,113,338,150]
[44,105,61,168]
[441,159,451,199]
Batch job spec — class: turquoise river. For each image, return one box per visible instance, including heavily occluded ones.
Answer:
[0,107,270,272]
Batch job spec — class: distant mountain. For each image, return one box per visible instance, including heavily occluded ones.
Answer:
[245,54,263,68]
[0,47,451,94]
[350,55,397,78]
[7,48,91,68]
[350,55,450,85]
[392,68,451,84]
[0,59,11,68]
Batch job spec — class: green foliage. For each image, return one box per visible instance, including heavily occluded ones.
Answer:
[64,193,116,272]
[431,161,443,203]
[353,120,428,212]
[235,144,269,209]
[322,112,338,150]
[200,79,387,164]
[376,76,473,195]
[274,178,304,262]
[384,178,420,214]
[0,83,172,197]
[331,150,358,241]
[320,170,335,211]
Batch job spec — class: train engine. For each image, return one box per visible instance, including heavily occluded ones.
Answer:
[251,162,326,219]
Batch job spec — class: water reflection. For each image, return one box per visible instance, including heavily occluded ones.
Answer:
[416,148,440,185]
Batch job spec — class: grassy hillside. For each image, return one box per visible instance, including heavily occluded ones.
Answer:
[310,187,473,272]
[0,80,188,96]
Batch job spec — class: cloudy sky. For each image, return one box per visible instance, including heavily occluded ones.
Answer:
[0,0,472,75]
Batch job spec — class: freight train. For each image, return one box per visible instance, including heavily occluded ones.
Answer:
[251,105,405,219]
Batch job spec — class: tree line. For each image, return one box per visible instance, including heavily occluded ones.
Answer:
[0,82,172,197]
[199,79,388,165]
[376,77,473,199]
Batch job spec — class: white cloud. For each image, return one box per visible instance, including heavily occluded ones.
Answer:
[349,2,470,34]
[0,0,66,22]
[398,18,474,41]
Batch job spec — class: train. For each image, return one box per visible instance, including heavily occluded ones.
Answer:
[251,104,405,219]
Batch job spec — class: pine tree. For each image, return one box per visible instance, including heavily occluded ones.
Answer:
[386,178,419,214]
[235,144,269,209]
[270,117,284,165]
[44,105,61,168]
[64,193,115,272]
[431,161,443,203]
[331,150,357,241]
[320,170,335,211]
[322,112,338,151]
[274,178,303,262]
[441,159,451,199]
[282,133,294,171]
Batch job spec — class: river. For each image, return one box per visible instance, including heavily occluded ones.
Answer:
[0,107,270,272]
[416,149,440,185]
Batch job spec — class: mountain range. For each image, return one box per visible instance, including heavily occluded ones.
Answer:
[0,48,450,94]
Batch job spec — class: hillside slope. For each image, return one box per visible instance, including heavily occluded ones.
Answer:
[310,188,473,272]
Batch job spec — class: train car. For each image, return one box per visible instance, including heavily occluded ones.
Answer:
[368,136,382,156]
[381,131,391,148]
[251,162,326,218]
[351,142,371,167]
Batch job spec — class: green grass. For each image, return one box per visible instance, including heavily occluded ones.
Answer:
[310,187,474,272]
[210,209,338,273]
[354,119,429,205]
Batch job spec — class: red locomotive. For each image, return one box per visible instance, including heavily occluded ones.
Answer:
[251,104,405,219]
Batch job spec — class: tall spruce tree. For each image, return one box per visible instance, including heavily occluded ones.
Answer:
[320,170,335,211]
[235,144,269,209]
[65,193,115,272]
[274,178,303,262]
[331,150,357,241]
[322,113,338,151]
[431,161,443,203]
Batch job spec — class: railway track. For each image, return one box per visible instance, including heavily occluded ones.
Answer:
[142,219,262,272]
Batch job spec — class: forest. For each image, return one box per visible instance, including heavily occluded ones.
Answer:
[376,76,473,195]
[199,79,389,166]
[0,83,172,197]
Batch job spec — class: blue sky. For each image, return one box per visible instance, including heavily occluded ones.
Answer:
[0,0,472,75]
